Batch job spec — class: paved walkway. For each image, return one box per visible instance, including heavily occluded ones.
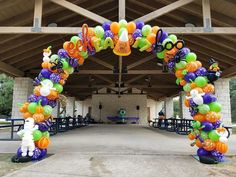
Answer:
[1,124,236,177]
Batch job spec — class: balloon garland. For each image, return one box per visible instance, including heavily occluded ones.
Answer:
[14,19,227,163]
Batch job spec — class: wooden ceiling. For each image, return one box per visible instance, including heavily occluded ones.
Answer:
[0,0,235,100]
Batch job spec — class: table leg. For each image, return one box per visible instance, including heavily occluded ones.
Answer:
[11,120,14,140]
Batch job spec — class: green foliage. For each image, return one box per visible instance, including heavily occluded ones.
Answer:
[173,97,180,118]
[0,74,13,116]
[230,79,236,123]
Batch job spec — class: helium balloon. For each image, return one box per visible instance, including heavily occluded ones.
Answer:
[195,67,207,76]
[33,130,43,141]
[40,69,52,79]
[119,19,127,28]
[136,21,144,29]
[28,102,37,114]
[198,104,210,114]
[206,112,220,123]
[203,94,214,104]
[208,130,220,142]
[209,102,222,113]
[127,21,136,33]
[40,87,50,97]
[53,83,63,93]
[193,114,206,122]
[41,79,53,88]
[50,73,61,83]
[175,61,187,70]
[94,26,104,38]
[186,52,197,62]
[141,25,152,37]
[102,22,110,31]
[203,139,216,151]
[184,72,196,82]
[43,105,53,116]
[201,121,213,132]
[110,22,120,34]
[195,76,207,87]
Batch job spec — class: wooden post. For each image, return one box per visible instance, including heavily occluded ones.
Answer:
[202,0,212,32]
[32,0,43,32]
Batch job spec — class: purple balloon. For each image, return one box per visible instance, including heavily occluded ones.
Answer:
[132,29,142,39]
[48,100,57,108]
[50,73,61,83]
[177,47,190,58]
[211,150,225,162]
[28,94,38,102]
[39,149,47,159]
[189,99,197,107]
[201,121,213,131]
[31,147,41,160]
[195,67,207,77]
[104,30,114,38]
[87,47,96,56]
[37,96,49,106]
[159,31,168,43]
[136,21,144,29]
[41,69,52,79]
[58,49,70,59]
[167,61,175,70]
[17,147,23,157]
[184,72,196,82]
[69,58,78,68]
[102,22,110,31]
[203,94,213,104]
[197,148,210,156]
[212,120,222,129]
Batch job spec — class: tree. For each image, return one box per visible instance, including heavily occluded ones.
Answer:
[230,79,236,123]
[0,74,13,116]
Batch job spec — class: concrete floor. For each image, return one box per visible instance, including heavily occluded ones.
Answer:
[1,124,236,177]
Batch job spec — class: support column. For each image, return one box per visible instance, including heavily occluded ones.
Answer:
[156,101,164,118]
[164,97,173,118]
[52,101,60,118]
[11,77,33,118]
[66,97,75,117]
[214,78,232,126]
[179,91,192,119]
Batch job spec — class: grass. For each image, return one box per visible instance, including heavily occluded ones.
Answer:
[0,121,11,125]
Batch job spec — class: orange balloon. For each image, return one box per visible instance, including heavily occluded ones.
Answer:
[78,58,85,65]
[188,133,195,140]
[186,62,198,72]
[127,21,136,33]
[47,90,59,100]
[88,27,95,37]
[194,87,203,93]
[128,34,134,45]
[206,112,221,123]
[175,70,183,78]
[41,62,51,69]
[196,139,203,148]
[203,139,216,151]
[33,113,45,123]
[34,86,41,96]
[59,79,65,85]
[193,113,206,122]
[110,22,120,34]
[180,79,187,86]
[20,102,29,113]
[146,33,156,44]
[190,82,197,89]
[216,141,228,154]
[23,112,32,119]
[60,71,69,80]
[203,84,215,93]
[152,26,159,34]
[35,137,50,149]
[195,61,202,68]
[184,99,190,107]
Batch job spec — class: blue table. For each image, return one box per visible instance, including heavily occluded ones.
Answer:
[107,116,139,124]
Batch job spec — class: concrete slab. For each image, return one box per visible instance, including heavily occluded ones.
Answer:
[1,125,236,177]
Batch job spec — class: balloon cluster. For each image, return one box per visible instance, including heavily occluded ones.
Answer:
[16,20,226,163]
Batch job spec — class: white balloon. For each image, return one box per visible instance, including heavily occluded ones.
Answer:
[219,136,228,143]
[40,87,50,96]
[41,79,53,88]
[193,96,204,105]
[43,56,50,62]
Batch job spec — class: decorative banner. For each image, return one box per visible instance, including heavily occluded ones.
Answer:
[15,20,226,163]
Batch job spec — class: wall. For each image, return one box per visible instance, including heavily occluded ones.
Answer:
[147,99,164,121]
[91,94,148,124]
[75,99,92,117]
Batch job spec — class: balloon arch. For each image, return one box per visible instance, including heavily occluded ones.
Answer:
[14,20,228,163]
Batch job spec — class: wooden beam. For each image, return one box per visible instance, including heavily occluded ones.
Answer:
[119,0,126,20]
[0,61,24,77]
[202,0,212,31]
[50,0,110,23]
[93,75,113,84]
[126,75,146,84]
[1,26,235,34]
[88,56,113,70]
[135,0,195,22]
[32,0,43,32]
[222,66,236,78]
[127,55,156,70]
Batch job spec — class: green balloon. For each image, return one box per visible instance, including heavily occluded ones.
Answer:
[53,83,63,93]
[175,61,186,70]
[62,59,69,70]
[50,54,59,62]
[183,83,191,92]
[198,104,210,114]
[208,130,220,141]
[209,102,222,113]
[118,27,127,37]
[67,67,74,74]
[119,19,127,28]
[195,76,207,87]
[80,51,88,58]
[33,130,42,141]
[200,131,208,140]
[43,105,53,116]
[138,37,147,48]
[41,79,53,88]
[192,121,201,129]
[156,51,165,59]
[94,26,104,38]
[182,70,188,75]
[141,25,152,37]
[168,34,177,43]
[28,102,37,114]
[186,52,197,63]
[70,36,80,44]
[162,38,172,47]
[42,131,50,138]
[176,78,181,85]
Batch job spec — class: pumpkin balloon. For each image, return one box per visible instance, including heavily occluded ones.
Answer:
[175,70,183,78]
[203,84,215,93]
[203,139,216,151]
[186,62,198,72]
[188,133,195,140]
[36,136,50,149]
[196,139,203,148]
[215,141,228,154]
[23,112,32,119]
[20,102,29,113]
[206,111,220,123]
[193,113,206,122]
[34,86,41,96]
[184,99,190,107]
[33,113,45,123]
[47,90,58,100]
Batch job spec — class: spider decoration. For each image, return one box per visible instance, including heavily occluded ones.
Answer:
[50,58,64,74]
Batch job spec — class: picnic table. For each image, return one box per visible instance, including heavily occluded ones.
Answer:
[107,116,139,124]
